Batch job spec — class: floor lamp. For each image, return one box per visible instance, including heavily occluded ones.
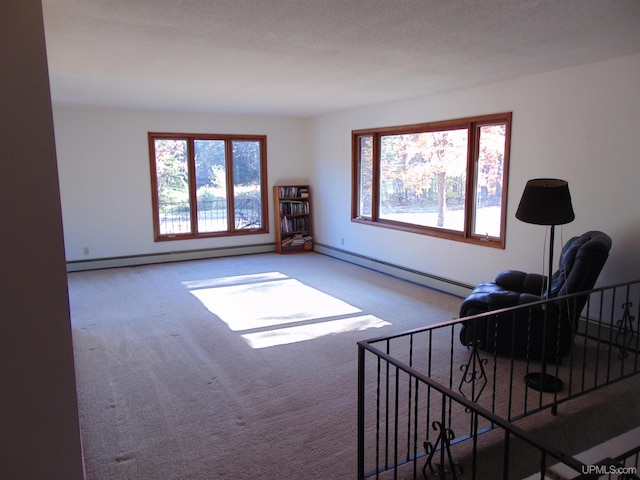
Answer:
[515,178,575,392]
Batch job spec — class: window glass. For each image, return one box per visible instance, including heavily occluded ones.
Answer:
[358,135,373,218]
[379,129,467,231]
[474,124,507,238]
[232,140,263,230]
[154,139,191,236]
[195,139,227,233]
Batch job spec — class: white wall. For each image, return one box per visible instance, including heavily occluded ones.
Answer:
[54,106,312,262]
[310,54,640,288]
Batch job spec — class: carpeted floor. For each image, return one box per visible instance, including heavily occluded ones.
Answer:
[69,252,640,479]
[68,252,463,479]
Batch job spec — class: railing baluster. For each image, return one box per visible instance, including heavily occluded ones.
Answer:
[385,339,390,472]
[470,412,479,480]
[448,326,454,432]
[413,379,420,479]
[607,286,618,383]
[426,330,433,449]
[394,365,400,478]
[524,306,533,414]
[567,294,580,397]
[633,290,640,372]
[357,344,366,480]
[376,355,381,478]
[503,429,510,479]
[507,310,515,421]
[407,334,414,462]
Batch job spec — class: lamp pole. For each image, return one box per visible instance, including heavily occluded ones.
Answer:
[516,178,575,393]
[547,224,555,300]
[524,222,563,393]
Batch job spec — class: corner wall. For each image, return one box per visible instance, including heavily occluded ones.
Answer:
[0,1,85,478]
[310,54,640,290]
[53,106,312,264]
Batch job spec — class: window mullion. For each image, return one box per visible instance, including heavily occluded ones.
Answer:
[187,137,198,236]
[225,140,235,232]
[372,133,380,221]
[148,136,161,238]
[465,123,478,238]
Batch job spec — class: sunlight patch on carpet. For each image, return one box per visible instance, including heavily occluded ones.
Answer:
[187,273,391,347]
[182,272,288,289]
[242,314,390,348]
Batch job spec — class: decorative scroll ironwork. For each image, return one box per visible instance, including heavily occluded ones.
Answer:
[459,341,488,405]
[615,302,636,359]
[422,421,463,479]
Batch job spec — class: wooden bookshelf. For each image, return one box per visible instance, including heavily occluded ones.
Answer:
[274,185,312,253]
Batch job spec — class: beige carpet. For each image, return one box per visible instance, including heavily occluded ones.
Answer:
[68,252,463,479]
[70,252,640,479]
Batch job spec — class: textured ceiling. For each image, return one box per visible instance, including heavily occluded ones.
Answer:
[41,0,640,117]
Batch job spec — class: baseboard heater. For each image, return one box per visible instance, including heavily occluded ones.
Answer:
[314,242,473,298]
[66,243,275,272]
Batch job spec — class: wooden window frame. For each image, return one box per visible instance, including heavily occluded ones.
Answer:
[351,112,512,248]
[149,132,269,242]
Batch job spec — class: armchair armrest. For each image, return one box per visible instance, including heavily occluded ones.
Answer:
[495,270,546,296]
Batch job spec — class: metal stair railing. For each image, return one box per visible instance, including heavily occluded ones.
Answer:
[357,279,640,479]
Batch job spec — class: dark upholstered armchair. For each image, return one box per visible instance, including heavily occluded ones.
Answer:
[459,231,612,360]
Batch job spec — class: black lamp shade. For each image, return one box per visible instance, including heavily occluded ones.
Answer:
[516,178,575,226]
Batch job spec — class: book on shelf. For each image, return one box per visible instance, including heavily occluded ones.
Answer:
[279,200,309,215]
[278,186,309,198]
[281,234,312,248]
[280,215,309,233]
[290,234,312,246]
